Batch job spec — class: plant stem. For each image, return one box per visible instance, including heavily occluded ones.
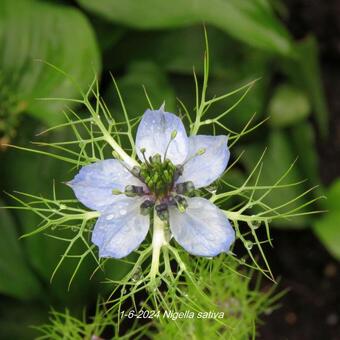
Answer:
[84,99,138,167]
[150,214,166,285]
[95,114,137,167]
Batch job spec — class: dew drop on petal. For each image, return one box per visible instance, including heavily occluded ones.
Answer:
[106,214,114,221]
[119,209,127,215]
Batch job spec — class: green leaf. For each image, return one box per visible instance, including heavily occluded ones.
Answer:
[222,169,246,189]
[0,198,41,300]
[313,179,340,259]
[0,0,101,126]
[0,301,47,339]
[106,61,176,120]
[77,0,295,56]
[281,36,329,137]
[106,26,233,76]
[106,25,270,131]
[89,17,126,52]
[1,121,97,307]
[269,84,311,127]
[207,0,295,56]
[238,129,310,228]
[323,180,340,211]
[206,55,270,131]
[289,121,323,194]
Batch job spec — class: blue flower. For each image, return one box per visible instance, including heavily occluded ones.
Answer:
[69,109,235,258]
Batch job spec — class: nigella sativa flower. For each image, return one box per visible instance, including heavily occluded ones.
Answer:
[68,108,235,258]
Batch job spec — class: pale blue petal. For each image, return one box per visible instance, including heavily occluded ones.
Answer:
[92,197,150,258]
[135,109,188,164]
[169,197,235,256]
[178,135,229,188]
[68,159,144,211]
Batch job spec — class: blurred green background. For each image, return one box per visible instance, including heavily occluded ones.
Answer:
[0,0,339,338]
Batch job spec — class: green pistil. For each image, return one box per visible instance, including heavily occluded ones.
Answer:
[140,153,177,198]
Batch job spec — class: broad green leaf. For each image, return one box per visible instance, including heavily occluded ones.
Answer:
[269,84,311,127]
[314,212,340,260]
[106,61,176,120]
[313,180,340,259]
[202,31,270,131]
[77,0,295,56]
[237,130,310,228]
[0,301,47,339]
[206,60,269,131]
[0,198,41,300]
[0,0,100,126]
[107,25,270,131]
[105,26,233,76]
[281,36,329,137]
[323,180,340,211]
[289,121,323,198]
[89,17,126,52]
[0,121,98,307]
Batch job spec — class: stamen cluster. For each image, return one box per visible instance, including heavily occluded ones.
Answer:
[122,152,196,221]
[139,153,177,198]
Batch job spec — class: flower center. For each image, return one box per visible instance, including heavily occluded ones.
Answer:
[119,143,201,221]
[139,153,180,198]
[123,154,195,221]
